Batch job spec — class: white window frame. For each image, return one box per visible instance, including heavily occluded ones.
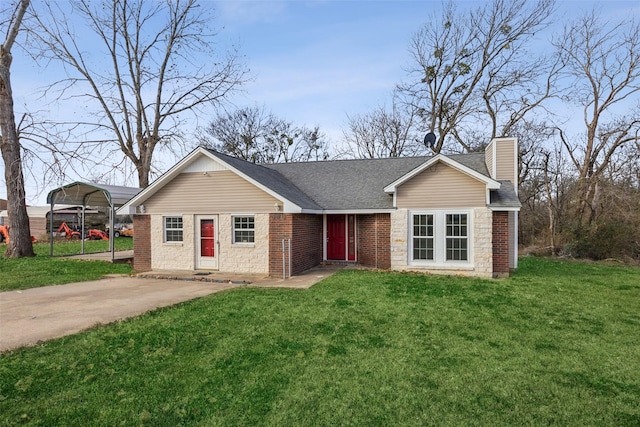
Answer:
[409,210,472,267]
[445,213,469,262]
[163,216,183,243]
[232,215,255,245]
[411,213,435,261]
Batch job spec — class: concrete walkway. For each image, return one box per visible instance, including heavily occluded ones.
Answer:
[0,265,340,352]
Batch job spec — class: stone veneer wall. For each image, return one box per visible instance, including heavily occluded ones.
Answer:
[149,213,270,273]
[218,213,270,274]
[133,214,151,272]
[150,214,195,270]
[389,208,493,278]
[357,213,391,269]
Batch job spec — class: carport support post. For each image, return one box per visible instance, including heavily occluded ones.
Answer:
[110,203,115,262]
[81,206,85,254]
[49,199,54,257]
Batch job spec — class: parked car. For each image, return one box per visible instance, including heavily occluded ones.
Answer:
[115,227,134,238]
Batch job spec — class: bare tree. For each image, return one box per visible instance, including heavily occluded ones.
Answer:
[342,100,426,159]
[32,0,247,187]
[553,10,640,226]
[200,106,330,164]
[398,0,557,153]
[0,0,34,258]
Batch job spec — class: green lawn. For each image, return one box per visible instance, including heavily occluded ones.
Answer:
[0,239,133,291]
[1,257,639,426]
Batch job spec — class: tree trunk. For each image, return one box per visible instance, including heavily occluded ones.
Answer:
[0,76,34,258]
[0,5,35,257]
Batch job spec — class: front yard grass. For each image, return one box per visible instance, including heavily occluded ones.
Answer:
[0,240,133,291]
[1,257,639,425]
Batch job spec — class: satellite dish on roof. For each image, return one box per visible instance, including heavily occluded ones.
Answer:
[424,132,436,150]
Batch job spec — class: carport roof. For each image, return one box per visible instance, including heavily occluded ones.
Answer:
[47,182,141,207]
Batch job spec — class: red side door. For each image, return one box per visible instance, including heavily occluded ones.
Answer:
[327,215,346,260]
[200,219,215,257]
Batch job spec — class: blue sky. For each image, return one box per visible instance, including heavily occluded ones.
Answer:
[211,0,637,140]
[213,1,431,137]
[3,0,639,204]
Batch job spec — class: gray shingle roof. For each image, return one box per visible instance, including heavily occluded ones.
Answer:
[207,150,519,211]
[267,156,429,210]
[489,180,522,209]
[206,149,322,210]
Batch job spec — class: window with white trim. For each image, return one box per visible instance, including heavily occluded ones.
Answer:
[164,216,183,242]
[412,214,434,261]
[446,213,468,261]
[410,211,471,265]
[233,216,255,244]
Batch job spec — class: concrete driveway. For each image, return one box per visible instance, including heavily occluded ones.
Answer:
[0,277,236,352]
[0,266,340,353]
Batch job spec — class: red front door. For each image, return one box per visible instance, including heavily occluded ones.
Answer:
[196,216,218,269]
[327,215,346,260]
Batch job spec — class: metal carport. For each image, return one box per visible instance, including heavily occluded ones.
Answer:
[46,182,141,261]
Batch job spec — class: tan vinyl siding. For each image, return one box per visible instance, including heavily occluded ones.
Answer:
[396,162,486,208]
[143,171,279,214]
[485,141,495,178]
[495,138,516,183]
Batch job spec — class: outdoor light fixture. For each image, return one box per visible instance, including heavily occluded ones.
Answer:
[274,202,281,212]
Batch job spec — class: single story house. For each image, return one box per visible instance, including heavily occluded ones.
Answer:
[119,137,521,278]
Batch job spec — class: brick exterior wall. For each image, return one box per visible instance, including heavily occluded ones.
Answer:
[292,214,324,274]
[269,214,323,277]
[357,213,391,269]
[269,214,292,276]
[133,214,151,272]
[492,211,510,277]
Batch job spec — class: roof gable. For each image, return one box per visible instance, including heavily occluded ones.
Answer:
[118,147,320,214]
[383,154,500,193]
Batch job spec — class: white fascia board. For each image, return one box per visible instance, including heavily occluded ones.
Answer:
[488,206,521,212]
[383,154,501,193]
[282,202,303,213]
[301,209,396,214]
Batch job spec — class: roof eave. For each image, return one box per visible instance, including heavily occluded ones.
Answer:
[488,205,521,211]
[300,208,396,214]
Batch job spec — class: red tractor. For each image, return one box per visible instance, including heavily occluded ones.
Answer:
[0,225,9,243]
[57,222,82,239]
[86,229,109,240]
[0,225,37,243]
[57,222,109,240]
